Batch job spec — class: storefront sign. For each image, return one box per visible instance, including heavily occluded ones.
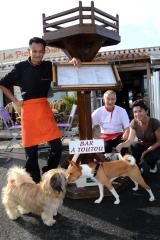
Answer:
[0,47,66,63]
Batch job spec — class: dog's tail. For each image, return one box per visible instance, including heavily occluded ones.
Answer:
[6,166,34,185]
[123,154,136,166]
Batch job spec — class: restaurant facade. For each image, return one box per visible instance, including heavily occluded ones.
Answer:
[0,45,160,119]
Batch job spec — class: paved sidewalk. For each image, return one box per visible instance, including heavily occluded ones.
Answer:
[0,143,160,240]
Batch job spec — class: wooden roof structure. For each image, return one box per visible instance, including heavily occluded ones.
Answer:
[42,1,120,61]
[42,1,121,144]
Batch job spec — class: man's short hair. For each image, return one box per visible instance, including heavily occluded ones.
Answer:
[29,37,46,48]
[103,90,116,99]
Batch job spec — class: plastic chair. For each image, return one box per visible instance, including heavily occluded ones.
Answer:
[0,107,22,151]
[57,104,78,141]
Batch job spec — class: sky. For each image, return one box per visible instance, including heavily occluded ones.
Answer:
[0,0,160,51]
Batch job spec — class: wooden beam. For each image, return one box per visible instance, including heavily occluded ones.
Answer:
[87,39,106,61]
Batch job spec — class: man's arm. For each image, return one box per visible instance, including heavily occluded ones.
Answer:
[116,127,136,152]
[0,85,23,107]
[122,108,130,125]
[139,127,160,164]
[122,127,130,140]
[92,125,101,139]
[0,63,23,106]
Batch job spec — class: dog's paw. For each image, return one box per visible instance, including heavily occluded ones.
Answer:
[9,215,19,220]
[132,186,138,191]
[7,211,20,220]
[149,196,155,202]
[114,199,120,204]
[44,219,56,226]
[53,211,58,216]
[18,206,30,215]
[94,198,102,204]
[41,212,56,226]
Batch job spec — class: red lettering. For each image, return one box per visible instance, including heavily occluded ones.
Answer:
[15,51,22,58]
[3,53,13,60]
[15,50,29,59]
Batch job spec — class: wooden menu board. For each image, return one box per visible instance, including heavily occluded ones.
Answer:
[52,62,122,91]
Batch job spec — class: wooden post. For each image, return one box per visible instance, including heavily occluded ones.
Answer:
[42,13,46,33]
[91,1,95,25]
[116,14,119,33]
[79,1,83,25]
[77,91,92,140]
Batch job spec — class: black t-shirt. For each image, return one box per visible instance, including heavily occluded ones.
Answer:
[0,58,52,100]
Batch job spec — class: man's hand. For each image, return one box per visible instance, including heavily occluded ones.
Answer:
[52,108,59,114]
[70,57,81,67]
[14,100,23,107]
[139,151,146,165]
[116,143,123,152]
[139,157,144,165]
[122,128,129,140]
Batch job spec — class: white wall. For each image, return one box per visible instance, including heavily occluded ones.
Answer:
[150,71,160,120]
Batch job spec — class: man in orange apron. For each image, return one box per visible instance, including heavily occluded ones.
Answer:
[0,37,80,183]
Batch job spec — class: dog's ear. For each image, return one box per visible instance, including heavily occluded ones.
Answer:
[50,174,63,193]
[70,161,82,170]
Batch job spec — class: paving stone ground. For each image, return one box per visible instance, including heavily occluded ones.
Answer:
[0,139,160,240]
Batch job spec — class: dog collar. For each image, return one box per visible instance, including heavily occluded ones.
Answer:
[93,163,100,177]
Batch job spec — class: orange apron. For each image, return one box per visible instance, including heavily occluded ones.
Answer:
[21,98,62,147]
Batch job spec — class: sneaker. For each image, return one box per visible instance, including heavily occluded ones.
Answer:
[149,165,158,173]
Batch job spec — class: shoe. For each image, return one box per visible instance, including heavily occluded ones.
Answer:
[149,165,158,173]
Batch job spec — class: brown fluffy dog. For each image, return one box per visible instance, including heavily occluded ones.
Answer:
[1,166,67,226]
[67,154,155,204]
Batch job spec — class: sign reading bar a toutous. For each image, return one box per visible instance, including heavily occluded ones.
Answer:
[69,139,104,154]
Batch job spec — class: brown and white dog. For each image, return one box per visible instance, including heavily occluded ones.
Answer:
[66,154,155,204]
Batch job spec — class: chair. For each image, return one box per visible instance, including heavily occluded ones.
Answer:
[57,104,78,141]
[0,107,22,151]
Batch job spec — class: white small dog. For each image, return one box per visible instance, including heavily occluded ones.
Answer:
[2,166,67,226]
